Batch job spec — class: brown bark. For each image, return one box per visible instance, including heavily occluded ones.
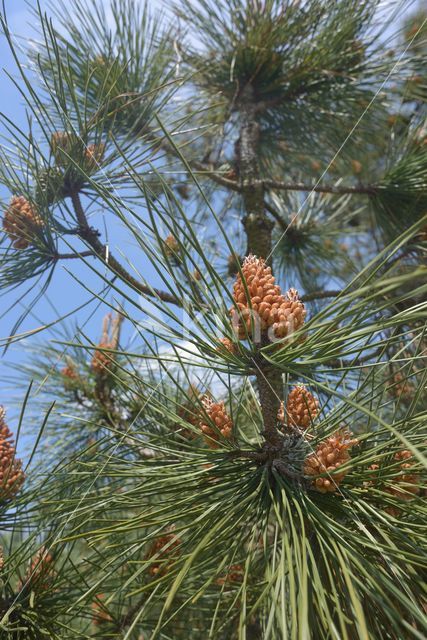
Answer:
[237,86,283,448]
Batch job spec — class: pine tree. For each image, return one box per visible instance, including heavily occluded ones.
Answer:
[0,1,426,638]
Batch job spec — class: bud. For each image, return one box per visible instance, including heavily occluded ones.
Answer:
[303,430,358,493]
[200,397,233,448]
[230,255,306,341]
[193,268,202,281]
[146,530,181,577]
[351,159,363,175]
[0,406,25,500]
[281,386,319,431]
[3,196,42,250]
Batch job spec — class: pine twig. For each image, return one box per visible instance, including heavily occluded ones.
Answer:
[69,190,182,306]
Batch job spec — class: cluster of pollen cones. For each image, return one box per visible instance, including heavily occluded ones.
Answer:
[0,406,25,500]
[146,530,181,577]
[230,255,306,341]
[304,430,359,493]
[216,563,244,586]
[200,397,233,448]
[368,449,421,515]
[3,196,42,250]
[51,131,105,171]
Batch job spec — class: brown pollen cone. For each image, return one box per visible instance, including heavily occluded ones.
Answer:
[3,196,42,250]
[92,593,113,626]
[304,430,358,494]
[91,313,123,374]
[51,131,74,164]
[85,142,106,172]
[0,546,4,571]
[146,531,181,578]
[19,546,56,593]
[0,406,25,500]
[61,364,78,380]
[217,337,237,355]
[387,372,415,402]
[164,234,180,258]
[200,397,233,449]
[281,386,319,431]
[230,255,306,341]
[388,450,421,501]
[216,563,244,586]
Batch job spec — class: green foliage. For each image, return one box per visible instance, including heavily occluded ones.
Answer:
[0,0,426,638]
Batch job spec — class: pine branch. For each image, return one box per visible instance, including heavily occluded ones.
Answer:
[69,190,182,306]
[263,179,377,196]
[52,250,95,260]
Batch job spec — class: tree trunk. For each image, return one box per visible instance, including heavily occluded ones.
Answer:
[237,85,283,450]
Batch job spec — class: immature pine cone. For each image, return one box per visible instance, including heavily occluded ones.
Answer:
[146,531,181,577]
[200,397,233,448]
[3,196,42,249]
[230,255,306,341]
[19,546,56,593]
[281,386,319,431]
[91,313,123,374]
[303,430,358,493]
[0,406,25,500]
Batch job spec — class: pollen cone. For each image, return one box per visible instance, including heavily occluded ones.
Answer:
[3,196,42,250]
[200,397,233,448]
[0,406,25,500]
[230,255,305,341]
[304,430,358,493]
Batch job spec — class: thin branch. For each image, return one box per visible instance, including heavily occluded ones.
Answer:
[52,250,95,260]
[263,179,377,196]
[69,190,182,307]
